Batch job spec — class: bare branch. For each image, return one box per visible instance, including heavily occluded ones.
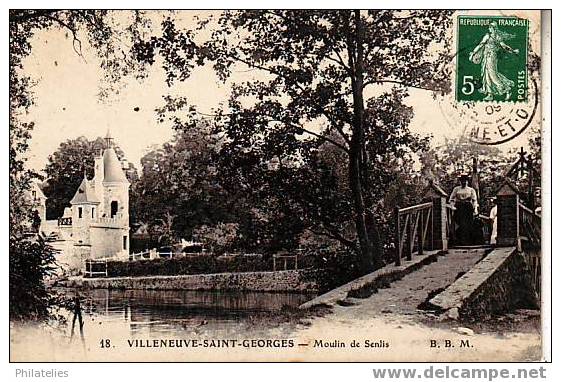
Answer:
[363,78,439,92]
[267,118,349,153]
[190,108,349,153]
[308,227,356,250]
[43,14,87,61]
[222,52,352,148]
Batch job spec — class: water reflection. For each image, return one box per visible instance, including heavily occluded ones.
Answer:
[72,289,315,336]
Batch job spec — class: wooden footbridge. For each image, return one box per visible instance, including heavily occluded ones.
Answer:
[304,149,542,318]
[394,149,540,277]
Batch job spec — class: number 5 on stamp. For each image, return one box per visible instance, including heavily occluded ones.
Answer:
[456,16,529,103]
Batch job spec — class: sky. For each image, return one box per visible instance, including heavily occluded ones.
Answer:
[20,10,542,175]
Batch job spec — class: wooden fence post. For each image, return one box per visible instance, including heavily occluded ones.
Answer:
[496,182,520,247]
[394,206,401,266]
[422,181,448,251]
[418,210,424,256]
[406,214,413,261]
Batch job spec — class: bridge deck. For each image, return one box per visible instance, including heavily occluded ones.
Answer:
[302,247,488,316]
[343,248,489,318]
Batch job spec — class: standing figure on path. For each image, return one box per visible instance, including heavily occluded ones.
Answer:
[489,197,498,245]
[449,173,479,246]
[469,21,520,101]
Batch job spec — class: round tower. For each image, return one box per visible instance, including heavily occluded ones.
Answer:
[89,130,130,259]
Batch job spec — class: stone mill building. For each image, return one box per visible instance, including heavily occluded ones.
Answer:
[43,132,130,272]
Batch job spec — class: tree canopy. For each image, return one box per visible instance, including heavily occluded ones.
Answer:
[133,10,453,272]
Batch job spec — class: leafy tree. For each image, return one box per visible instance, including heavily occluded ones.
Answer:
[10,236,58,320]
[131,126,235,245]
[133,10,452,272]
[42,136,138,220]
[193,223,239,254]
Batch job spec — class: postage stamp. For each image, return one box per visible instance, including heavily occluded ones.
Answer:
[456,16,529,103]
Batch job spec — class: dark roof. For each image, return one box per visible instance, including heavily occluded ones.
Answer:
[70,178,100,204]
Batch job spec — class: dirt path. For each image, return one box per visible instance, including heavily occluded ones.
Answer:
[342,248,486,318]
[283,248,542,361]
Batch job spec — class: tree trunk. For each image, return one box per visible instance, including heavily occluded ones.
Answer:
[347,10,375,273]
[365,211,384,269]
[349,149,375,272]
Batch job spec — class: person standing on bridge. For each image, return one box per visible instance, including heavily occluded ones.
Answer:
[489,197,498,245]
[449,173,479,246]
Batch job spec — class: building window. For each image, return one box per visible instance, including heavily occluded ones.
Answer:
[91,207,95,219]
[111,201,118,218]
[123,236,127,250]
[78,207,83,219]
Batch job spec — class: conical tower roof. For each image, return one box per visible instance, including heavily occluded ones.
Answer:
[103,147,128,184]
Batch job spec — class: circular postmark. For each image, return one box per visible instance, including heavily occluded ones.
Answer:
[438,78,539,145]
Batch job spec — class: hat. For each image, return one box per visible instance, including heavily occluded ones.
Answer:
[458,173,470,180]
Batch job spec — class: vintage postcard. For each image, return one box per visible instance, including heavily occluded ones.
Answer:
[9,9,550,362]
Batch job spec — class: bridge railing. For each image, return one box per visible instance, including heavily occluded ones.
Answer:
[496,181,541,298]
[518,201,541,249]
[445,204,455,246]
[394,202,433,266]
[518,200,541,298]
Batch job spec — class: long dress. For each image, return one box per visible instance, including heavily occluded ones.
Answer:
[489,205,498,245]
[449,185,479,246]
[472,33,515,97]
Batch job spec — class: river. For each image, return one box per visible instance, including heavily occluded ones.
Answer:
[66,288,316,338]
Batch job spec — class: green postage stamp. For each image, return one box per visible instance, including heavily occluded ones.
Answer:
[456,16,529,103]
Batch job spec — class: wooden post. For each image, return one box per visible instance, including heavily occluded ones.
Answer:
[428,205,434,250]
[422,182,448,252]
[406,214,413,261]
[496,182,519,246]
[70,296,84,343]
[418,210,424,256]
[395,206,401,266]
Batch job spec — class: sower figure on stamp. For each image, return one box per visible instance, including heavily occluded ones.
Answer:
[449,173,479,246]
[469,21,520,101]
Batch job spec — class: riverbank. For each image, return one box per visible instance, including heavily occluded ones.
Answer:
[59,269,320,293]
